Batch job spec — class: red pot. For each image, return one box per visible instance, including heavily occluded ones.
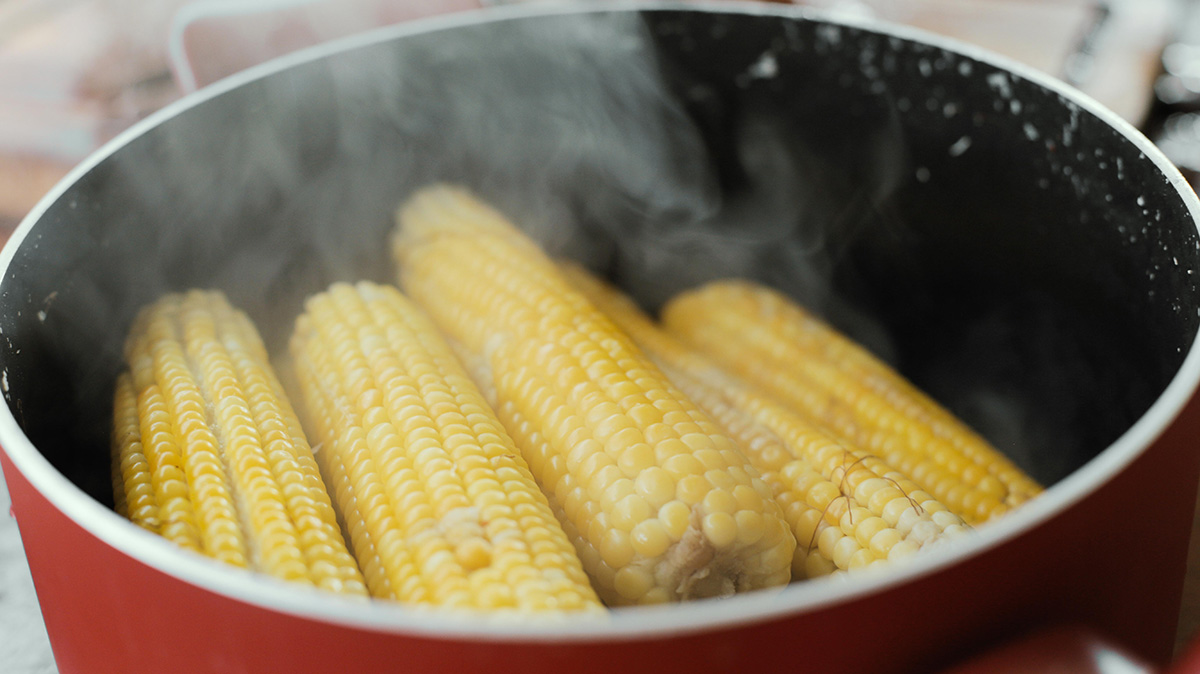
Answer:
[3,3,1200,672]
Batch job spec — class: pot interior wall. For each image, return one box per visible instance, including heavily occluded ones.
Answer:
[1,8,1197,509]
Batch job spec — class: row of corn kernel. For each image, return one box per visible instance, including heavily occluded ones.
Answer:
[558,262,970,578]
[111,284,603,611]
[661,281,1042,525]
[112,182,1037,613]
[391,184,795,605]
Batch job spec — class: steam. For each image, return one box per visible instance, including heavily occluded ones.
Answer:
[104,8,908,344]
[43,8,1062,504]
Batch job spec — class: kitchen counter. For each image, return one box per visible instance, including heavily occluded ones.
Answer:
[0,466,57,674]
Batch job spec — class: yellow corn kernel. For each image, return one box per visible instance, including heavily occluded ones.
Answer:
[110,290,367,596]
[561,263,969,576]
[392,184,795,605]
[288,280,601,611]
[662,280,1042,523]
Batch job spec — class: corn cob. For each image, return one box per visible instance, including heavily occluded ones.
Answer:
[110,290,368,596]
[287,280,602,611]
[392,184,795,605]
[560,263,969,578]
[661,280,1042,524]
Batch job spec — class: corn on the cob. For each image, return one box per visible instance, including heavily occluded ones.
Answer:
[392,184,795,605]
[661,280,1042,524]
[287,280,602,611]
[110,290,368,596]
[560,263,969,578]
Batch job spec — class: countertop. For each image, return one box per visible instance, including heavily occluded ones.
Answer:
[0,467,58,674]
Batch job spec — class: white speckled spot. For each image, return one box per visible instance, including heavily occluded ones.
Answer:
[987,72,1012,98]
[747,51,778,80]
[948,136,972,157]
[915,166,931,183]
[817,24,842,46]
[1024,123,1039,141]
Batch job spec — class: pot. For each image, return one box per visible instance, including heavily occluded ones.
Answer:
[3,3,1200,673]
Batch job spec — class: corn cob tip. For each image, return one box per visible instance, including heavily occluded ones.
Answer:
[660,279,1042,524]
[392,184,542,260]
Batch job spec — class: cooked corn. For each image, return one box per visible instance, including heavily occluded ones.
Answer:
[392,184,795,605]
[560,263,969,578]
[110,290,368,595]
[287,280,602,611]
[661,280,1042,524]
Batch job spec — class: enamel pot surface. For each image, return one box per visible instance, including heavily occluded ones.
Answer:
[3,4,1200,673]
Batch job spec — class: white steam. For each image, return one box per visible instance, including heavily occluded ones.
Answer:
[107,9,907,341]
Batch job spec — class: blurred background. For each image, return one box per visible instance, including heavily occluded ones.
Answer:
[0,0,1198,671]
[0,0,1187,236]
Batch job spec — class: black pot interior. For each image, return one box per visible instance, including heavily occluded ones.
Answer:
[1,8,1197,508]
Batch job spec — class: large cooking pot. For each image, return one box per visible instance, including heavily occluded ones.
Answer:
[3,3,1200,673]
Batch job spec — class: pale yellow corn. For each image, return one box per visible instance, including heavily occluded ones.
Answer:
[110,290,367,596]
[288,280,602,611]
[561,263,969,578]
[392,184,795,606]
[662,280,1042,524]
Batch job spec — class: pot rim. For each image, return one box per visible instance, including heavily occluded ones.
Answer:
[2,0,1198,641]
